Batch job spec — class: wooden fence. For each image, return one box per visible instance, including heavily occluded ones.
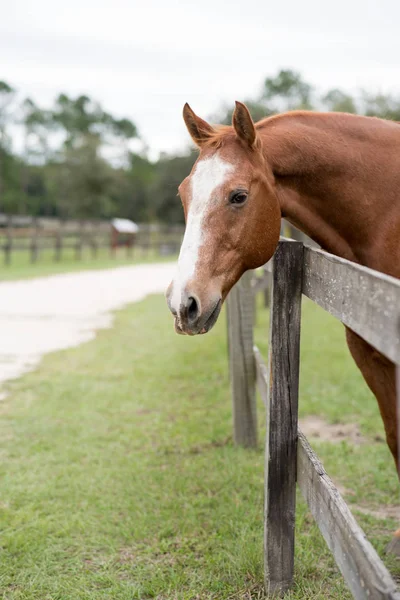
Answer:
[226,239,400,599]
[0,215,184,265]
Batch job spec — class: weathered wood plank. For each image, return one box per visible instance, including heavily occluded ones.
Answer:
[30,216,39,263]
[54,220,63,262]
[4,214,12,265]
[253,345,268,409]
[88,221,97,259]
[75,220,84,260]
[297,430,400,600]
[264,240,303,596]
[226,271,257,447]
[303,246,400,364]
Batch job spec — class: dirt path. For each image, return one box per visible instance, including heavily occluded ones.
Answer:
[0,263,175,387]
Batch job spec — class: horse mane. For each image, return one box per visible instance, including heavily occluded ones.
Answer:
[201,111,400,152]
[201,111,334,150]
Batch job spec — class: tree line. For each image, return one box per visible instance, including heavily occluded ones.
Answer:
[1,70,399,224]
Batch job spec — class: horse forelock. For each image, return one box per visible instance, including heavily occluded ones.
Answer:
[201,126,236,150]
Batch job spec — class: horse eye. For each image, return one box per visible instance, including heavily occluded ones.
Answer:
[229,190,248,206]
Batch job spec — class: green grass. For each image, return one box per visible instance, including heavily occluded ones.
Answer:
[0,247,175,281]
[0,294,398,599]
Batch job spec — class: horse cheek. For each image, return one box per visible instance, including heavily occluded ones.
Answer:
[245,197,281,269]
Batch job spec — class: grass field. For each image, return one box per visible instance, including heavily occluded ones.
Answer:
[0,248,175,281]
[0,292,398,599]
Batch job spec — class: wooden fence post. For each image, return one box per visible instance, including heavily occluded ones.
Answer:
[126,238,133,258]
[226,270,257,447]
[4,215,12,265]
[54,219,63,262]
[264,240,303,596]
[30,217,39,263]
[75,220,84,260]
[90,221,98,259]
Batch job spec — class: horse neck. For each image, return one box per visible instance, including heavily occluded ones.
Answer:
[259,112,400,264]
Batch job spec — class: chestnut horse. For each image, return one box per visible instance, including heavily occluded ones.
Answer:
[166,102,400,475]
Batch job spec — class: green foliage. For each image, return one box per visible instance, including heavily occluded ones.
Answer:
[362,92,400,121]
[118,152,157,222]
[111,117,138,140]
[53,94,105,147]
[0,80,14,94]
[150,151,197,223]
[1,71,400,223]
[322,89,357,114]
[51,137,117,219]
[20,98,55,162]
[0,80,16,151]
[262,68,314,110]
[0,147,23,211]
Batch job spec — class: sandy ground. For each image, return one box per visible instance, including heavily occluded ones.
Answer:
[0,262,175,388]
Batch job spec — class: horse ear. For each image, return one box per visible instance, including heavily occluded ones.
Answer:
[232,101,257,147]
[183,103,215,147]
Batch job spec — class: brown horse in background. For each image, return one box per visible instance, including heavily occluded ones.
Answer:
[166,102,400,477]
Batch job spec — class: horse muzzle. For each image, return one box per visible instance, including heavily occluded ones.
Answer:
[166,284,222,335]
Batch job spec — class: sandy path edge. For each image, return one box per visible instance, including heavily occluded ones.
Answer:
[0,262,175,386]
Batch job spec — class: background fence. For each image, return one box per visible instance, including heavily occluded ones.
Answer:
[0,215,184,265]
[226,239,400,599]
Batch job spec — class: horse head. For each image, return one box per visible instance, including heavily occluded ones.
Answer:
[166,102,281,335]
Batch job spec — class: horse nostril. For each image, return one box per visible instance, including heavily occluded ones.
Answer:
[187,296,199,323]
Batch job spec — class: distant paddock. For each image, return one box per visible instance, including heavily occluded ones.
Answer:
[0,214,184,265]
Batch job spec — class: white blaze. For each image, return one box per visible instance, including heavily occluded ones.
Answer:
[170,154,233,312]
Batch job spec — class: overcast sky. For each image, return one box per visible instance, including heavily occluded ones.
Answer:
[2,0,400,157]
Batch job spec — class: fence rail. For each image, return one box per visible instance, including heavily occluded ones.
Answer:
[226,239,400,599]
[0,215,184,265]
[303,246,400,363]
[297,430,400,600]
